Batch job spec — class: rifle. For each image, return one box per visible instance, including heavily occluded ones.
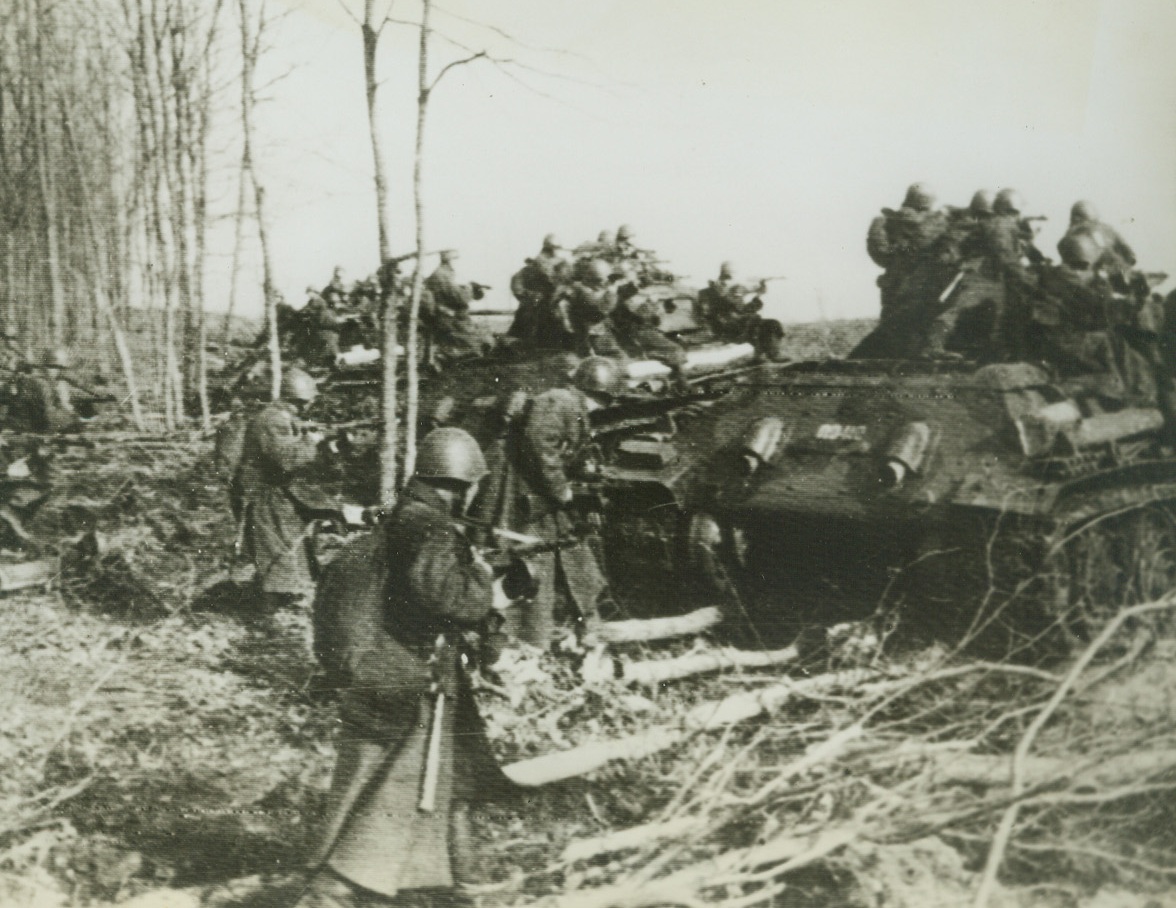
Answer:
[419,633,447,814]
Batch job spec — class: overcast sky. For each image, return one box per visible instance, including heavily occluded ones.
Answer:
[209,0,1176,324]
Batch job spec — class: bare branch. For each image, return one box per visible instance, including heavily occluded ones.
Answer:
[428,49,486,92]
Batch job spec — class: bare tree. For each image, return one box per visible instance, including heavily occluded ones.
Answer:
[402,0,486,477]
[360,0,400,504]
[237,0,281,401]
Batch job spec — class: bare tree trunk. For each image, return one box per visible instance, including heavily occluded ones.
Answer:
[404,0,433,481]
[237,0,280,401]
[32,7,66,350]
[364,0,398,504]
[222,152,249,349]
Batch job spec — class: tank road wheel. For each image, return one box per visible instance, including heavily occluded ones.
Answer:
[1129,505,1176,606]
[1047,505,1176,652]
[1063,520,1130,646]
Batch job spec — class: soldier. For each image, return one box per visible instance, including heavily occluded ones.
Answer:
[424,250,488,364]
[1032,232,1153,403]
[919,191,1001,357]
[472,358,616,649]
[1061,200,1137,282]
[509,234,569,345]
[301,289,342,363]
[236,367,335,613]
[610,284,688,384]
[9,349,82,435]
[698,261,766,340]
[866,182,950,323]
[320,266,347,308]
[300,428,512,908]
[613,224,637,259]
[565,258,625,356]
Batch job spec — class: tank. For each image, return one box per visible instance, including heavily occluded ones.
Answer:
[680,352,1176,652]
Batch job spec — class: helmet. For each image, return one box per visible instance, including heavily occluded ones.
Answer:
[280,367,318,403]
[993,188,1024,216]
[572,356,626,397]
[584,258,613,287]
[1058,232,1102,269]
[597,230,612,244]
[439,249,459,264]
[969,190,993,216]
[902,183,936,212]
[1070,200,1099,225]
[719,261,736,281]
[615,224,635,243]
[542,233,562,252]
[41,348,71,369]
[414,427,487,484]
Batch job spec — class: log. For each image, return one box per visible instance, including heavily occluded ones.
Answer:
[925,747,1176,790]
[0,558,60,593]
[502,669,875,787]
[621,645,798,686]
[540,825,858,908]
[561,817,706,864]
[598,607,723,645]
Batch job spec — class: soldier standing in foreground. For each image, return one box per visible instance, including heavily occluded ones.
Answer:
[235,367,333,613]
[299,428,513,908]
[472,357,615,649]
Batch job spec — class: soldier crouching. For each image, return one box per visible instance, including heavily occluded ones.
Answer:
[299,428,516,908]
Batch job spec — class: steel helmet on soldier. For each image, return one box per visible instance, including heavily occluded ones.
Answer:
[993,188,1024,216]
[280,367,318,403]
[719,261,736,281]
[969,190,994,216]
[1058,232,1102,269]
[902,183,936,212]
[1070,200,1099,226]
[414,427,488,484]
[584,258,613,287]
[542,233,562,252]
[41,348,71,369]
[615,224,635,243]
[573,356,626,397]
[597,230,612,244]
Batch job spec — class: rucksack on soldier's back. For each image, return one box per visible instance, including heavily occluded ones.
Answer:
[310,525,432,712]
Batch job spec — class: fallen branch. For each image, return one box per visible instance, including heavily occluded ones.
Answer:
[621,645,798,687]
[973,596,1176,908]
[0,558,60,593]
[598,607,723,645]
[561,817,707,864]
[502,669,876,787]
